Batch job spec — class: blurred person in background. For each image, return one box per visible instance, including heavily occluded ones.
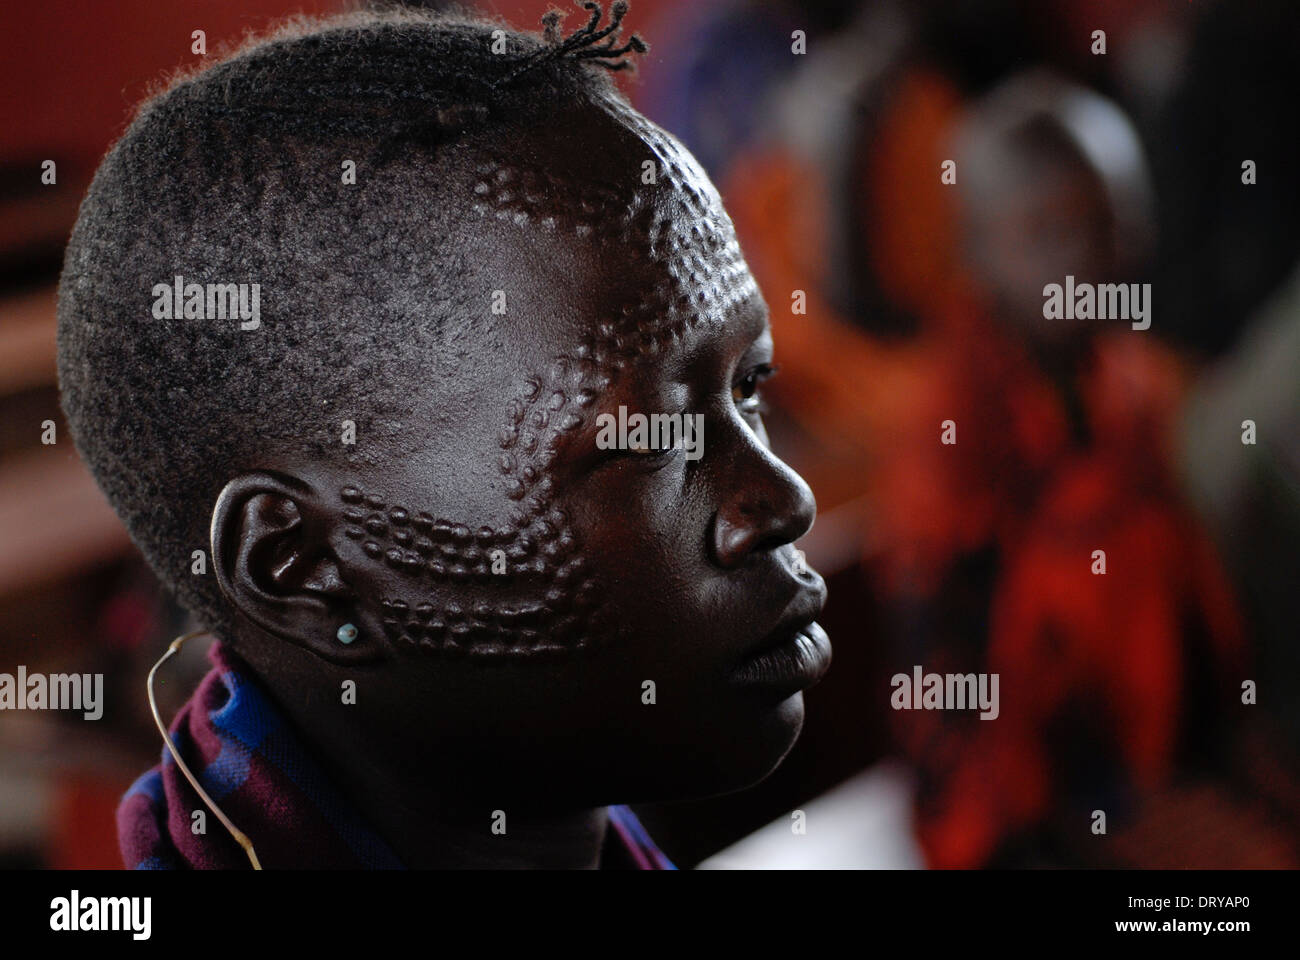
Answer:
[722,8,1265,865]
[891,72,1248,868]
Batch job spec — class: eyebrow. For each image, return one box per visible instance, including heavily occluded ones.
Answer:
[664,289,770,389]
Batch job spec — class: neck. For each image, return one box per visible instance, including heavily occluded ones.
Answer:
[256,671,607,868]
[311,725,610,869]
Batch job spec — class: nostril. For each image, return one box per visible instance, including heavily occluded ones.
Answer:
[710,447,818,569]
[710,498,815,569]
[710,513,753,569]
[752,528,793,555]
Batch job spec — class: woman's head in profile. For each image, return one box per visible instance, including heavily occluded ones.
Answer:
[57,3,828,866]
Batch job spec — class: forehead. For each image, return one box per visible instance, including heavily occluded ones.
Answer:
[458,92,762,355]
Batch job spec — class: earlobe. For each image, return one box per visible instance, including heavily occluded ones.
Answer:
[210,471,379,664]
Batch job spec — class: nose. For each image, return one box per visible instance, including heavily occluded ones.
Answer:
[710,441,817,569]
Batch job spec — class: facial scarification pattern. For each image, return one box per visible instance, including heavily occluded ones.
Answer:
[348,104,758,660]
[338,482,594,659]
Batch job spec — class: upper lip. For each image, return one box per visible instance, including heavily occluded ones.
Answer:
[738,580,828,663]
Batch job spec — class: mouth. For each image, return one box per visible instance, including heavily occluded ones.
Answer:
[729,618,832,698]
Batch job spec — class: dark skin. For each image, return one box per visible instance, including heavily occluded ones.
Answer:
[207,94,829,868]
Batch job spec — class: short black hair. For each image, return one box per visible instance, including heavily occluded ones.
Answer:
[56,2,646,639]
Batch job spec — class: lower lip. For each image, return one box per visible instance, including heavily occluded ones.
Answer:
[730,621,832,696]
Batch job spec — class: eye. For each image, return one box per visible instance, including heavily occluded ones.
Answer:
[732,363,776,414]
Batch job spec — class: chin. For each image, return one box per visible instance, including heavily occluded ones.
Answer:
[629,691,808,804]
[735,691,807,786]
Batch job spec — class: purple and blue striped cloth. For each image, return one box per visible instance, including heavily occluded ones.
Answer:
[118,641,675,870]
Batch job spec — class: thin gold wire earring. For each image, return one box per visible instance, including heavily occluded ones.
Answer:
[148,630,262,870]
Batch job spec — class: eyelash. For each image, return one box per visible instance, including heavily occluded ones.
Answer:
[732,362,777,416]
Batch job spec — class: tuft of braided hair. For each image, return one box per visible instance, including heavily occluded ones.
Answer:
[498,0,647,88]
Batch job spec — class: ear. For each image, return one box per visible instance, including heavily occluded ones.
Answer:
[210,471,378,665]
